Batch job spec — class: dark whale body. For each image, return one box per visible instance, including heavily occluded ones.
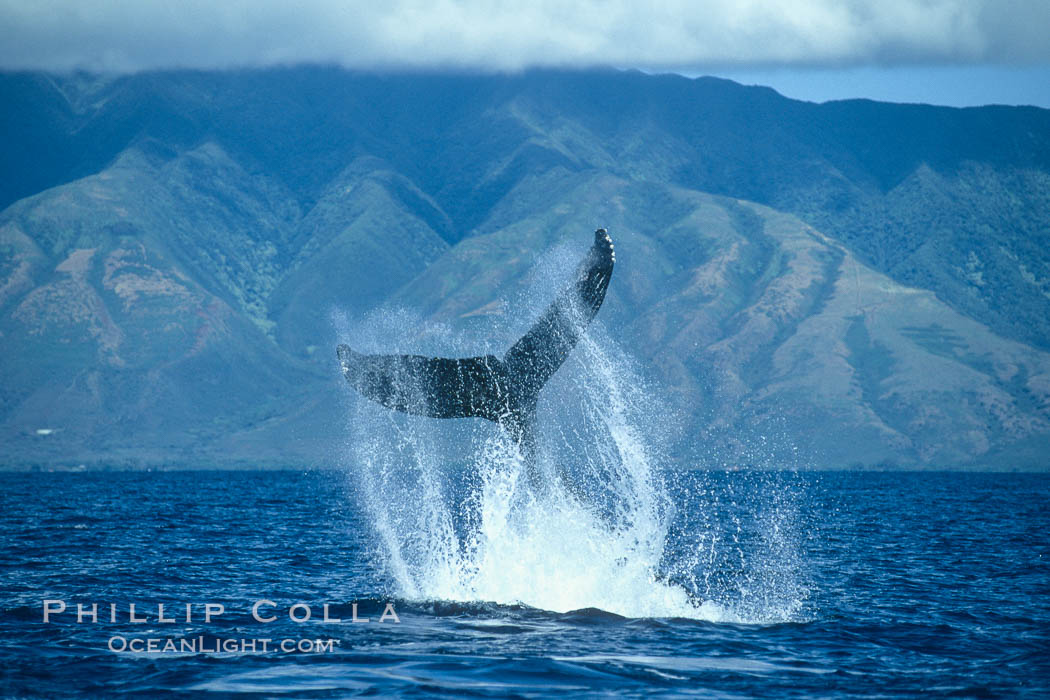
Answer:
[338,228,615,482]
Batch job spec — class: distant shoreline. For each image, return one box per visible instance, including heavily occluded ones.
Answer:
[1,461,1046,473]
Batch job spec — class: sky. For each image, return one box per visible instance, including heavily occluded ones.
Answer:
[2,0,1049,107]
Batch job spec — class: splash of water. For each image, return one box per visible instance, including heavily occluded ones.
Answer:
[337,251,805,623]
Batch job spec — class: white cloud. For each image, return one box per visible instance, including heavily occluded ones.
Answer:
[0,0,1047,73]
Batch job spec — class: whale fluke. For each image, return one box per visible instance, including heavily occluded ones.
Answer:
[338,228,615,474]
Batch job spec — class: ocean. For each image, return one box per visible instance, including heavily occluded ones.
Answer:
[5,314,1050,697]
[2,469,1048,697]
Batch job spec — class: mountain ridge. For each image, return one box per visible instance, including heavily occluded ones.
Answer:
[2,67,1048,469]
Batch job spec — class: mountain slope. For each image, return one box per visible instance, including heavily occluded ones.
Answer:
[5,68,1049,353]
[0,142,315,465]
[393,172,1050,468]
[1,66,1049,469]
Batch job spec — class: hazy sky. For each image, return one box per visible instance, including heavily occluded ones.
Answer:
[2,0,1049,107]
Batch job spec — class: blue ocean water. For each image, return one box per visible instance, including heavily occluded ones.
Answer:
[2,469,1048,697]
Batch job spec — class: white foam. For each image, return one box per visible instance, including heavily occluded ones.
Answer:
[337,255,804,624]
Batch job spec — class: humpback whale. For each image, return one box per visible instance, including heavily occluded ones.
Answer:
[337,228,615,486]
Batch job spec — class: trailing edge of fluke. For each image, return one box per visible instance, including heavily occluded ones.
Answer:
[337,228,615,477]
